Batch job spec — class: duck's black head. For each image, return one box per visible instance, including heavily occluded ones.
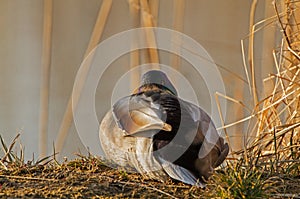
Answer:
[139,70,178,96]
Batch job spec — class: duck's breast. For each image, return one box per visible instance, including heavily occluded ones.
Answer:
[99,110,168,181]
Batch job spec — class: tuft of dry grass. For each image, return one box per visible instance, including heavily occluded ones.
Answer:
[212,1,300,198]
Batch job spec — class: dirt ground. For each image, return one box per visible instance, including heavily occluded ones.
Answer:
[0,156,206,199]
[0,155,299,199]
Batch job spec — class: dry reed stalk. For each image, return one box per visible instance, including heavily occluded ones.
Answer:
[240,1,300,168]
[218,86,299,131]
[149,0,159,26]
[215,91,255,155]
[248,0,259,106]
[0,174,57,182]
[170,0,185,85]
[129,0,141,92]
[260,1,277,102]
[140,0,160,69]
[39,0,53,158]
[247,0,263,149]
[232,83,245,151]
[55,0,112,154]
[215,93,231,154]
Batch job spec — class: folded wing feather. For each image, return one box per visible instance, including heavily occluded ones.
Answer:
[113,95,172,137]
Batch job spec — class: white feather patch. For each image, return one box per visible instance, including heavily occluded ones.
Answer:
[157,156,205,188]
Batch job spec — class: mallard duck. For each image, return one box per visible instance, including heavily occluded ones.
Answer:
[99,70,229,187]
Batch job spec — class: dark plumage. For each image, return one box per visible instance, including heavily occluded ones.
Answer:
[99,70,229,187]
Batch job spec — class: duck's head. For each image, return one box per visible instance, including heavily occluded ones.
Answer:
[137,70,178,96]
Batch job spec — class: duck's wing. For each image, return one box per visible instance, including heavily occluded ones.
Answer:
[178,98,229,167]
[112,93,172,137]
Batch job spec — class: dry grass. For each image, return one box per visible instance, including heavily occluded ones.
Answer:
[0,138,205,199]
[0,133,298,198]
[211,1,300,198]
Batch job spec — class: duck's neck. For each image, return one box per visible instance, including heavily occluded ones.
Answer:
[135,84,176,95]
